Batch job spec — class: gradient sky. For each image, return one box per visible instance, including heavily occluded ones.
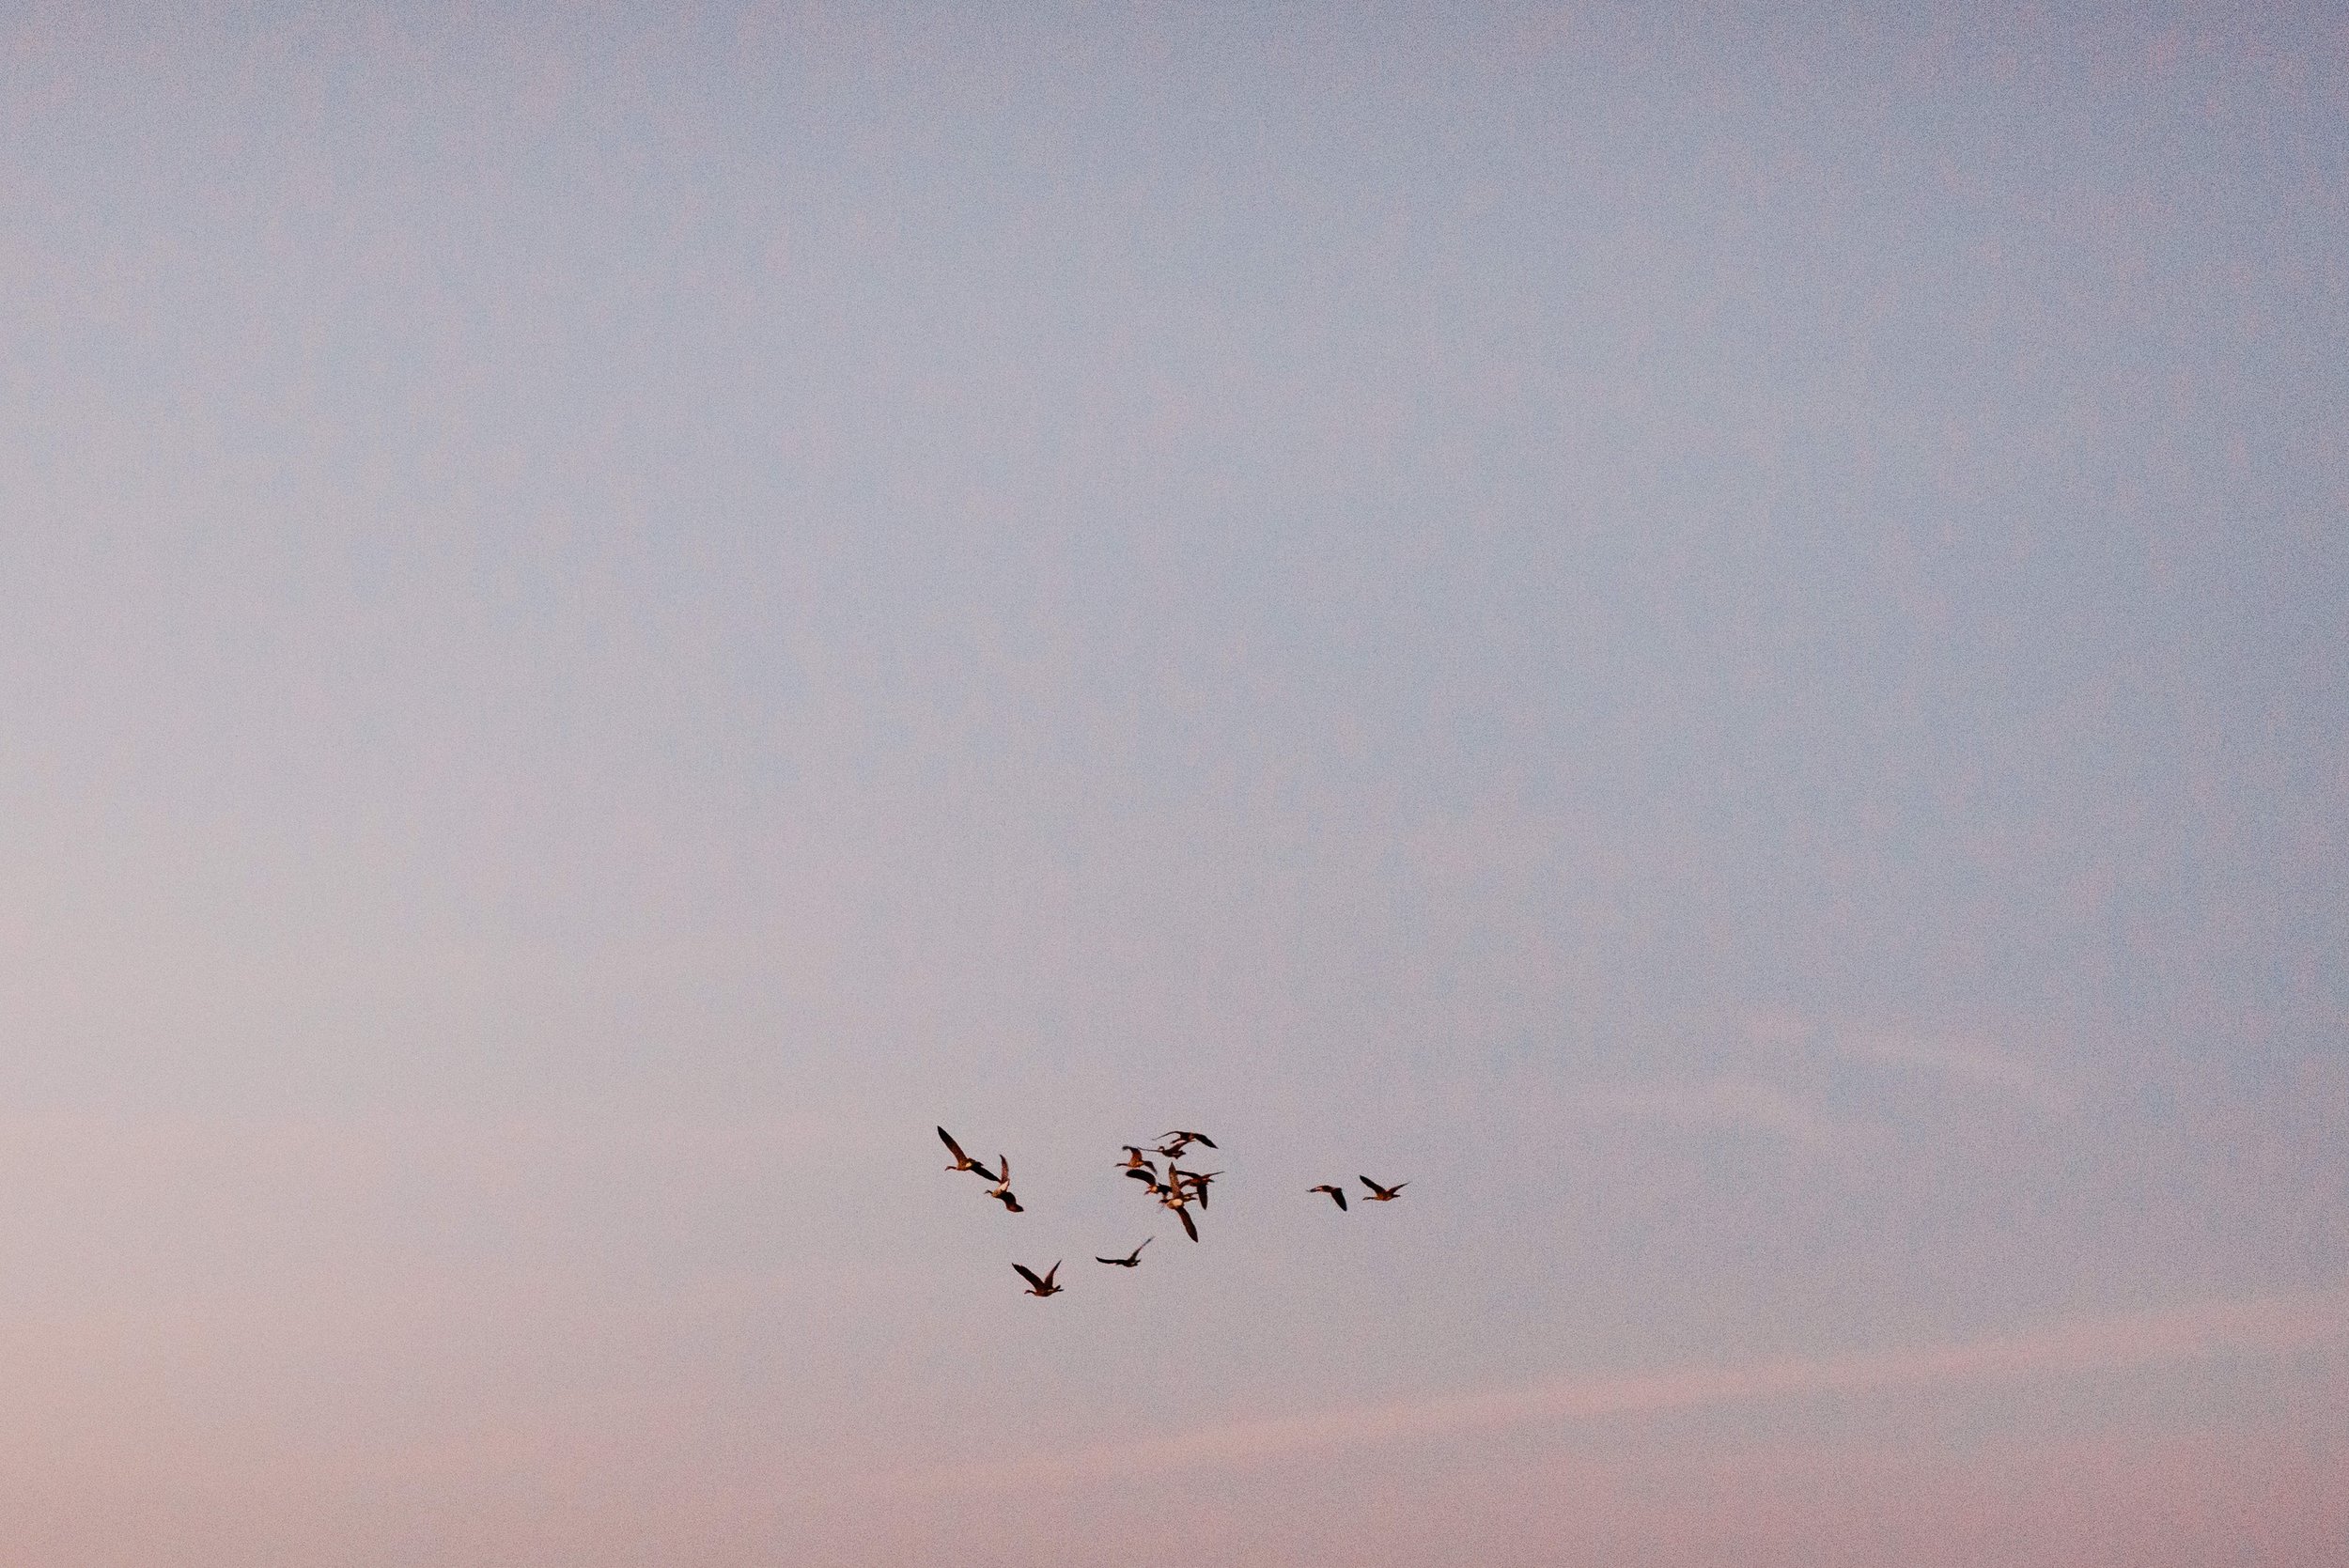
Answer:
[3,3,2346,1563]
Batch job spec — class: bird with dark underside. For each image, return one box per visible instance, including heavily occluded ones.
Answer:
[1174,1169,1221,1209]
[1310,1184,1349,1211]
[1013,1261,1063,1296]
[1357,1176,1408,1203]
[1156,1129,1217,1159]
[1096,1239,1151,1267]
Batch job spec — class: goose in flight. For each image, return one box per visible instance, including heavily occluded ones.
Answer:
[937,1126,999,1182]
[1157,1129,1216,1159]
[1013,1261,1063,1296]
[1160,1129,1218,1150]
[1161,1195,1200,1242]
[1118,1146,1156,1171]
[988,1156,1023,1213]
[1310,1184,1349,1211]
[1358,1175,1408,1203]
[1173,1169,1221,1209]
[1096,1239,1151,1267]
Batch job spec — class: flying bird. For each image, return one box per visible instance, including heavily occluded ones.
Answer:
[1096,1239,1151,1267]
[1165,1201,1200,1242]
[988,1156,1023,1212]
[937,1126,999,1182]
[1160,1129,1218,1150]
[1118,1147,1157,1171]
[1310,1184,1349,1210]
[1174,1169,1221,1209]
[1013,1261,1063,1296]
[1358,1176,1408,1202]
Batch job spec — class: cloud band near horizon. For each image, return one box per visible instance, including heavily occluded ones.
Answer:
[923,1281,2349,1492]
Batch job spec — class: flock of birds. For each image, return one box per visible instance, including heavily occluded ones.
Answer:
[935,1125,1408,1297]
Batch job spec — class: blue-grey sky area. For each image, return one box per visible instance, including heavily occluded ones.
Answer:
[3,4,2346,1563]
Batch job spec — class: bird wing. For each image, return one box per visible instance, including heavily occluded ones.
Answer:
[1175,1206,1198,1241]
[938,1126,968,1161]
[1044,1262,1060,1287]
[997,1154,1010,1184]
[1013,1263,1045,1290]
[1359,1176,1387,1195]
[1136,1236,1151,1254]
[1191,1132,1217,1149]
[1125,1168,1158,1186]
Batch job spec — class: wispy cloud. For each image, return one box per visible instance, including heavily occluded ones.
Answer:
[921,1283,2349,1493]
[1838,1029,2076,1114]
[1743,1010,2077,1115]
[1565,1076,1866,1148]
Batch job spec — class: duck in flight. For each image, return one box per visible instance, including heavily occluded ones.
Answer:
[1358,1175,1408,1203]
[1310,1183,1349,1210]
[1013,1261,1063,1296]
[988,1156,1023,1213]
[937,1126,999,1182]
[1096,1239,1151,1267]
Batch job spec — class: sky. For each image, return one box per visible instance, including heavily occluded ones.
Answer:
[2,1,2346,1562]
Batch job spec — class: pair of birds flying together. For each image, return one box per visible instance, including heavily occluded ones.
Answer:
[1012,1236,1150,1298]
[1309,1176,1408,1211]
[938,1126,1024,1211]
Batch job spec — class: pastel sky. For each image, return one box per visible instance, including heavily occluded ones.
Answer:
[3,3,2345,1563]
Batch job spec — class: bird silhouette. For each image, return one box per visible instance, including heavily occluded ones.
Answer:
[1310,1184,1349,1210]
[1096,1239,1151,1267]
[1358,1175,1408,1203]
[1156,1129,1217,1159]
[1013,1261,1063,1296]
[1173,1168,1221,1209]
